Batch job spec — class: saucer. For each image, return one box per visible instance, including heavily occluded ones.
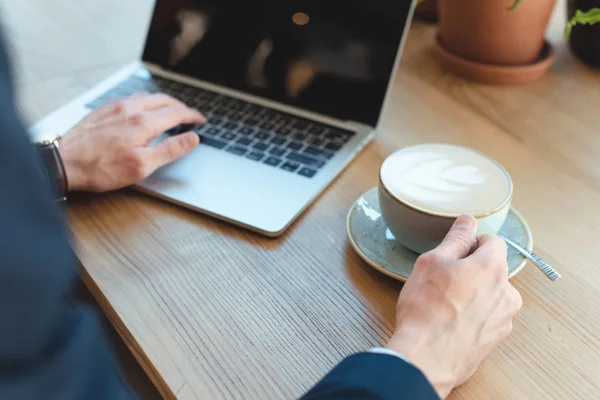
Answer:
[347,188,533,282]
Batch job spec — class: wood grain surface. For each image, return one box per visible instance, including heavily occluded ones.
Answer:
[4,0,600,399]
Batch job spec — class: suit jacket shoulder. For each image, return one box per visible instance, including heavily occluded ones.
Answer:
[0,31,137,400]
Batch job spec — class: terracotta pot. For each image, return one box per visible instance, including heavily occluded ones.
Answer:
[438,0,556,66]
[414,0,439,23]
[568,0,600,67]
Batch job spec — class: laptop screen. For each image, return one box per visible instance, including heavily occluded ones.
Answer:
[142,0,412,127]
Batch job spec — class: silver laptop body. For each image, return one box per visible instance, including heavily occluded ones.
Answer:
[31,1,415,236]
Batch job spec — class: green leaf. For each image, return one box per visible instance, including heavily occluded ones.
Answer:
[565,8,600,38]
[507,0,521,11]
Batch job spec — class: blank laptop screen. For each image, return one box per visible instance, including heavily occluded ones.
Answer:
[142,0,412,127]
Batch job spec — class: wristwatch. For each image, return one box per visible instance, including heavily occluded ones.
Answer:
[35,137,68,201]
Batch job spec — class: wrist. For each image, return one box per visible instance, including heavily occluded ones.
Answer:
[57,138,89,192]
[59,154,86,192]
[387,325,455,399]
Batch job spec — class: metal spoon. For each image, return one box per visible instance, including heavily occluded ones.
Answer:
[498,234,561,281]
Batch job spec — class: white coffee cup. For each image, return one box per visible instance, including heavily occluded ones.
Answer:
[378,143,513,254]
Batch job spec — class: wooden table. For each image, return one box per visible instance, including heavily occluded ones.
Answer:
[5,1,600,399]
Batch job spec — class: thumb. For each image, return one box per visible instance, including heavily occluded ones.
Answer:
[144,131,199,172]
[434,214,478,260]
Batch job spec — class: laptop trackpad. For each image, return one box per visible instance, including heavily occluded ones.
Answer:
[138,145,312,233]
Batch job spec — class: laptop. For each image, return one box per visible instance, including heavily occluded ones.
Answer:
[31,0,415,236]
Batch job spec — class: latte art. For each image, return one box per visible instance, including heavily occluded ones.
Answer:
[381,144,512,216]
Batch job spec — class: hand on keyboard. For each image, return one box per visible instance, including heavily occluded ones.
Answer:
[86,73,358,180]
[59,93,206,193]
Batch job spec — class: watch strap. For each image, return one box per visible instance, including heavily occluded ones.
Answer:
[36,138,68,201]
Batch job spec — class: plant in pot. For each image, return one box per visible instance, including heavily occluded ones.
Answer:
[435,0,557,85]
[566,4,600,66]
[434,0,600,84]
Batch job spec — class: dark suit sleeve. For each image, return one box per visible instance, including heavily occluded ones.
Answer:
[301,353,440,400]
[0,34,137,399]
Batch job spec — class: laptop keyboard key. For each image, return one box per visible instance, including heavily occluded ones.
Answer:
[270,136,286,146]
[221,132,236,141]
[281,162,300,172]
[210,116,224,125]
[213,106,226,115]
[246,116,261,126]
[223,121,238,130]
[325,129,353,141]
[264,156,282,167]
[278,127,292,136]
[298,167,317,178]
[226,146,247,156]
[259,121,276,130]
[325,142,342,152]
[253,141,270,151]
[247,152,265,161]
[193,124,208,134]
[304,146,333,159]
[287,141,303,151]
[263,110,279,120]
[230,101,244,111]
[310,138,324,146]
[254,131,271,141]
[206,127,222,136]
[246,104,261,114]
[239,126,254,135]
[230,111,245,121]
[308,125,325,135]
[292,120,308,131]
[287,152,325,169]
[237,137,253,146]
[269,147,286,157]
[200,137,228,149]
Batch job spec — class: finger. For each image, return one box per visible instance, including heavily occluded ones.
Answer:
[133,105,206,143]
[82,100,126,123]
[128,93,187,111]
[127,91,151,100]
[468,234,510,285]
[80,93,150,125]
[142,131,200,173]
[92,93,188,124]
[471,234,508,267]
[434,214,478,260]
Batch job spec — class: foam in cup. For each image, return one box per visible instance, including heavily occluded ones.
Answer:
[380,144,512,216]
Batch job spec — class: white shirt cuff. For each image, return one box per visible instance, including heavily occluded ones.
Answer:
[368,347,409,363]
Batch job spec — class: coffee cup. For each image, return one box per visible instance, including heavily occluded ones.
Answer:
[378,143,513,254]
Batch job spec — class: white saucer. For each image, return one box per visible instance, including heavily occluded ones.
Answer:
[347,188,533,282]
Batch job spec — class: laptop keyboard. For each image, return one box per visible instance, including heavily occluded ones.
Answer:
[86,74,356,179]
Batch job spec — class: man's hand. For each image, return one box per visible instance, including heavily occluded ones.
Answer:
[386,215,523,399]
[58,93,206,193]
